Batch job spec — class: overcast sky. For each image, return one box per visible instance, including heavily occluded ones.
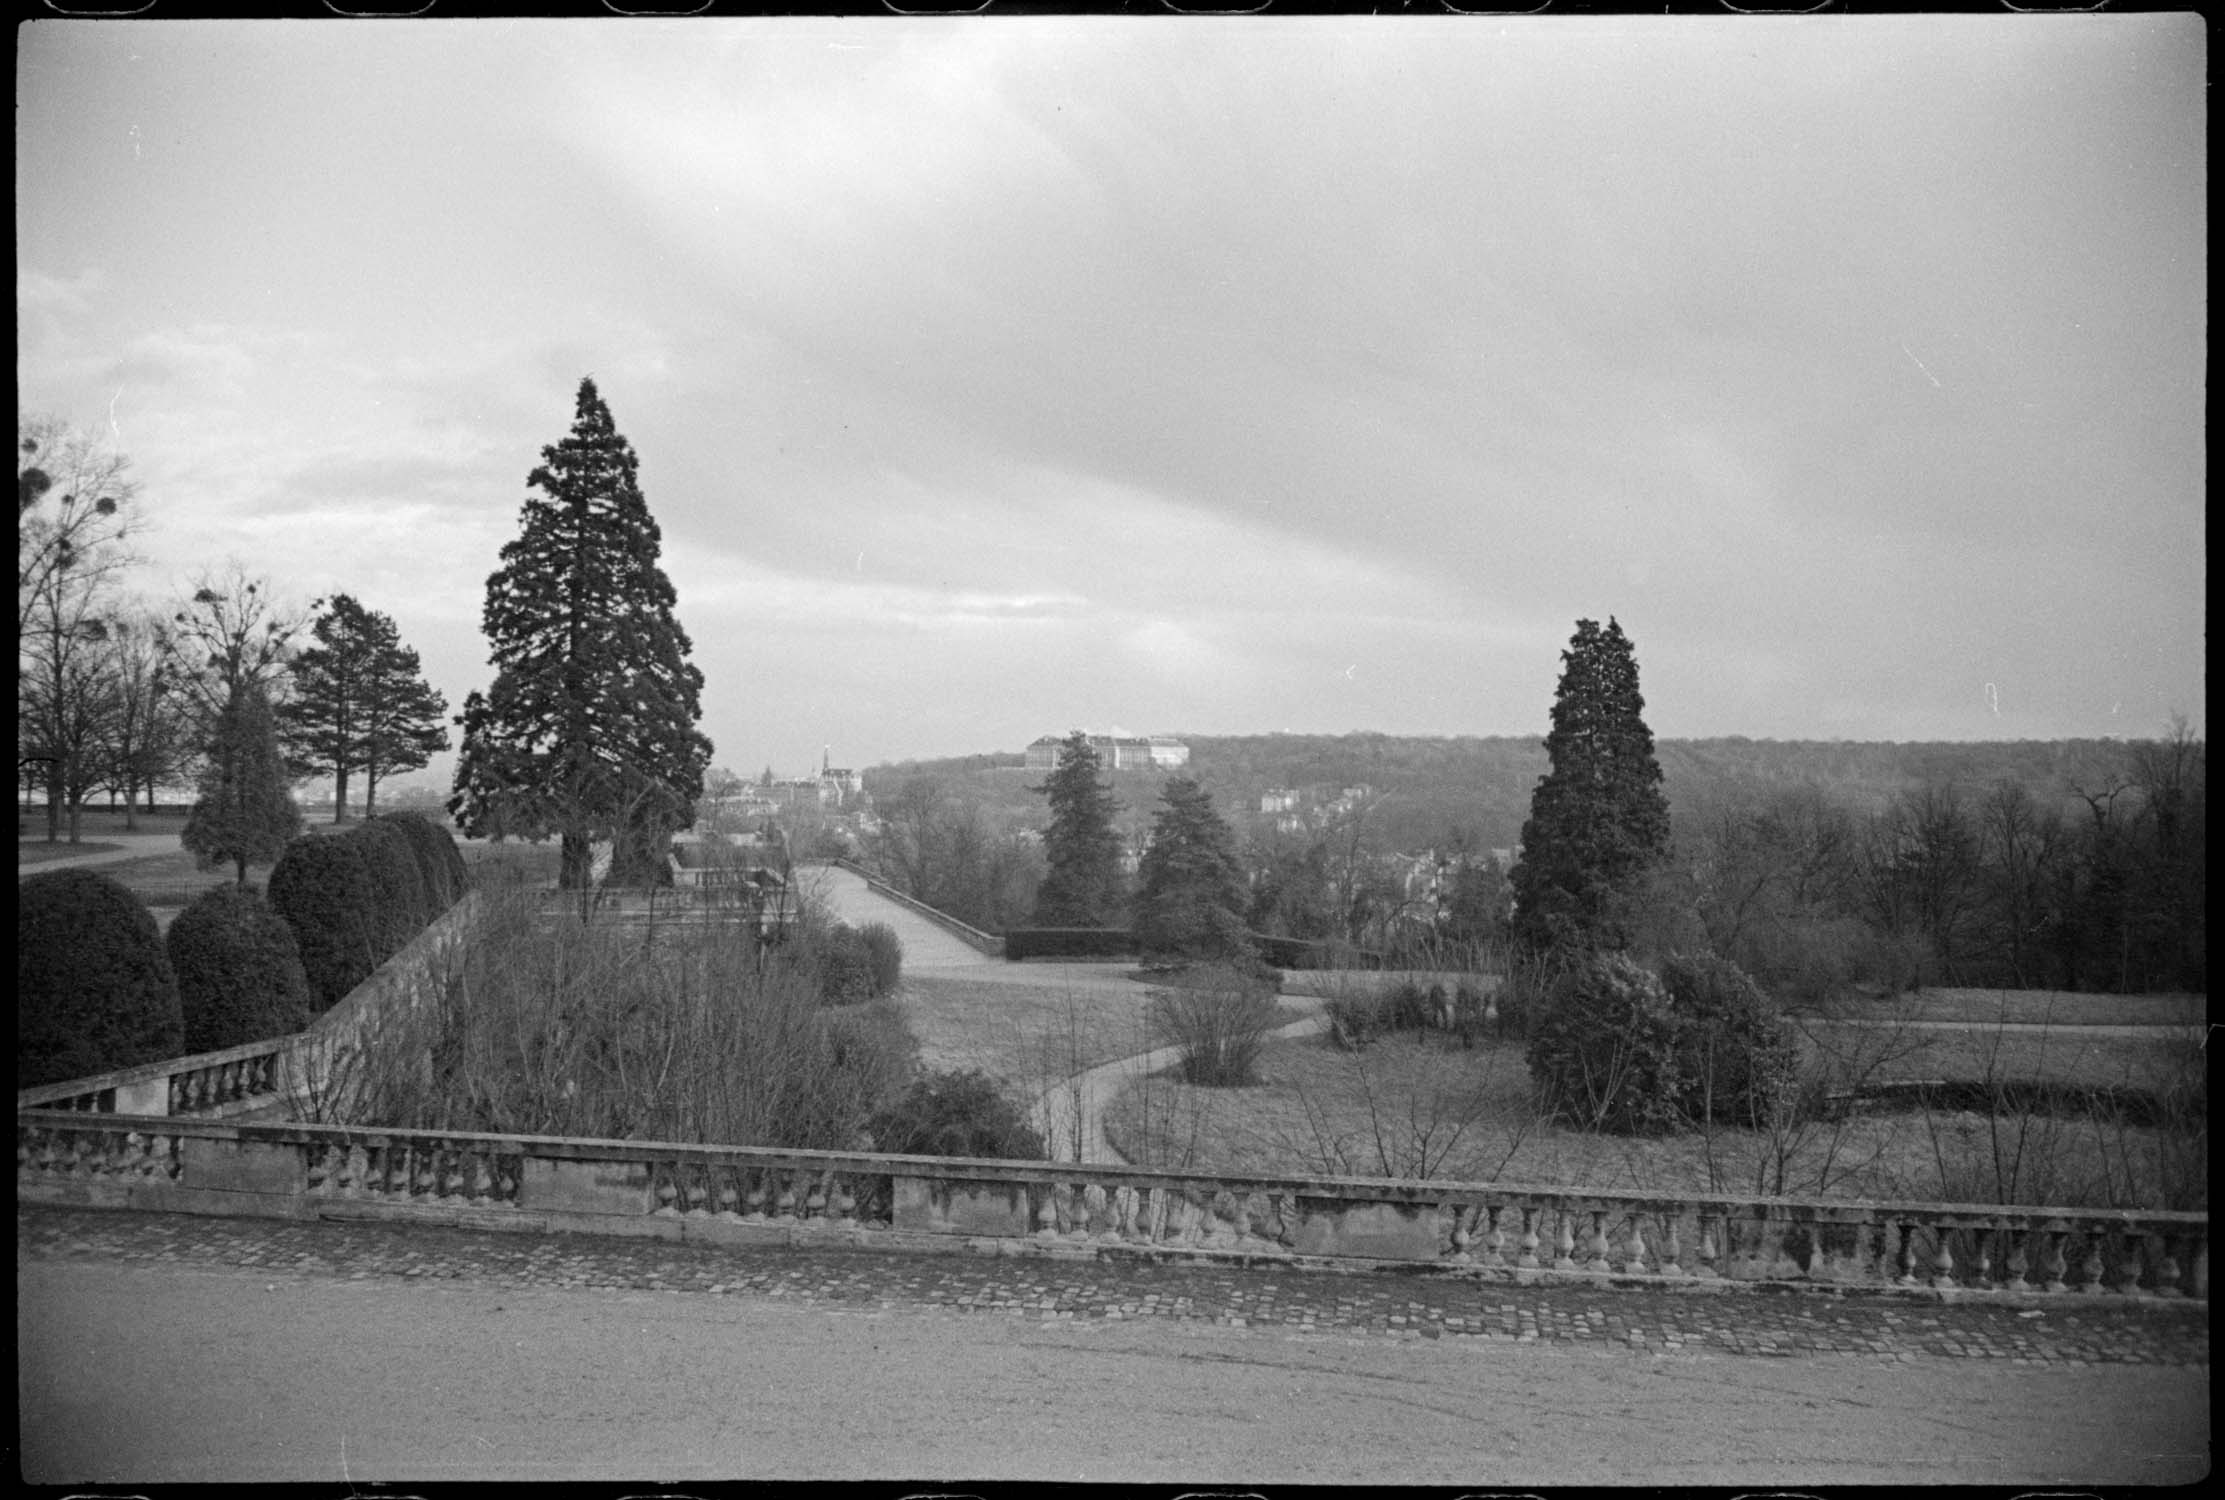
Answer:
[17,15,2206,787]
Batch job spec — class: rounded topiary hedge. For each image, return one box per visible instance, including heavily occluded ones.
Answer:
[347,819,430,955]
[267,832,383,1011]
[19,868,184,1090]
[1526,952,1685,1135]
[373,810,468,913]
[166,882,315,1053]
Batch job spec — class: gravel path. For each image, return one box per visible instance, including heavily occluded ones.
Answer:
[18,1204,2211,1485]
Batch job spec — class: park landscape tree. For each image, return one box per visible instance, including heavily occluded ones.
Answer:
[450,377,713,889]
[1133,777,1254,961]
[281,593,450,821]
[181,681,304,884]
[18,416,141,841]
[1509,616,1671,955]
[1031,730,1124,926]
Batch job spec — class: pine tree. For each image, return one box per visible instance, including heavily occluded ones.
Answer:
[281,593,450,821]
[1134,777,1254,961]
[1509,616,1671,954]
[1032,731,1124,926]
[182,682,305,884]
[449,377,712,888]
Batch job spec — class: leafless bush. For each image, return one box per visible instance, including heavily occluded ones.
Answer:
[302,882,916,1149]
[1150,965,1279,1086]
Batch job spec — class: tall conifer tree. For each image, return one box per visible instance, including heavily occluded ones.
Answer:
[1510,616,1670,953]
[450,378,712,888]
[281,593,450,820]
[1134,777,1254,961]
[1032,731,1124,925]
[182,682,305,884]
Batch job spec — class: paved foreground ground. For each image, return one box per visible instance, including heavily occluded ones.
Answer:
[17,1205,2208,1486]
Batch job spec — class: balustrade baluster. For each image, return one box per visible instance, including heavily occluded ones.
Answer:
[833,1176,858,1227]
[1895,1222,1919,1286]
[2079,1232,2107,1293]
[1931,1228,1957,1290]
[1552,1209,1578,1271]
[1517,1206,1541,1269]
[716,1173,741,1220]
[469,1157,495,1207]
[2041,1229,2069,1293]
[773,1174,798,1223]
[1970,1226,1994,1290]
[1449,1205,1474,1262]
[803,1175,829,1224]
[1483,1204,1507,1267]
[743,1175,768,1221]
[2110,1230,2144,1296]
[1585,1210,1613,1273]
[2151,1234,2182,1298]
[656,1172,681,1216]
[2005,1227,2031,1292]
[1076,1184,1103,1240]
[1658,1215,1682,1277]
[1696,1214,1722,1277]
[1623,1216,1648,1275]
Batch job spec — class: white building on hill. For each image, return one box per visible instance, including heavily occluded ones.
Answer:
[1024,732,1190,772]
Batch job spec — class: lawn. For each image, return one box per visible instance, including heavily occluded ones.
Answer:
[16,840,122,866]
[897,965,1187,1093]
[1102,1009,2206,1212]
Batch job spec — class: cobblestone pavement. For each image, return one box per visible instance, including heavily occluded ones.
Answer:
[19,1204,2208,1367]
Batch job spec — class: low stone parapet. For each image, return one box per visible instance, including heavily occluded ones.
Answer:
[16,1108,2207,1304]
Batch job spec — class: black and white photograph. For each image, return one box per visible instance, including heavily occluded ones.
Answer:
[18,8,2207,1490]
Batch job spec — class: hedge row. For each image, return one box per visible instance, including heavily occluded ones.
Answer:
[268,813,470,1012]
[167,883,314,1053]
[1002,927,1140,961]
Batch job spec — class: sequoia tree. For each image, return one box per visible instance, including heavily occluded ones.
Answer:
[1031,731,1124,926]
[281,593,450,820]
[1509,616,1671,954]
[450,378,712,889]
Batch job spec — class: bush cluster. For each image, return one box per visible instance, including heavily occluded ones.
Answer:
[372,809,470,913]
[1525,953,1687,1135]
[868,1068,1045,1161]
[1003,927,1138,961]
[1325,978,1500,1050]
[1527,952,1800,1136]
[815,923,879,1005]
[19,869,183,1089]
[1659,953,1800,1127]
[350,819,430,954]
[1150,965,1281,1087]
[857,922,904,998]
[166,883,314,1053]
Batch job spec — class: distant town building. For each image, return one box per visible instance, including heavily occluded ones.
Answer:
[1259,788,1300,814]
[1024,733,1190,772]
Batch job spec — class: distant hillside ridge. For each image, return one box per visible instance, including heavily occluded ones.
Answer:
[862,734,2152,855]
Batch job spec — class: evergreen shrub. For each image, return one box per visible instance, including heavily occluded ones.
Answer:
[869,1069,1046,1161]
[268,832,383,1011]
[19,869,183,1089]
[815,923,877,1005]
[1526,952,1685,1135]
[1659,954,1800,1127]
[857,922,904,998]
[373,810,469,914]
[348,820,430,955]
[166,883,314,1053]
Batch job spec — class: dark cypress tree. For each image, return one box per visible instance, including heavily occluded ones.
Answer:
[281,594,450,821]
[1133,777,1254,961]
[1031,731,1124,926]
[1509,616,1671,954]
[181,682,305,884]
[449,378,713,888]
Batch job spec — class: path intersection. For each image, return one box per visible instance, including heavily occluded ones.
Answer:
[17,1204,2208,1368]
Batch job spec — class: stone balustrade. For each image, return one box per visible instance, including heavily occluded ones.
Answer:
[17,1107,2206,1303]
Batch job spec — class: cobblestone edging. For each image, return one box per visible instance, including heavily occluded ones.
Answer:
[18,1206,2208,1368]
